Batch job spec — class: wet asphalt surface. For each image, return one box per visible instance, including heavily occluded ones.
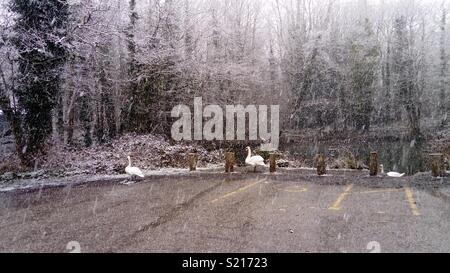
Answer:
[0,169,449,253]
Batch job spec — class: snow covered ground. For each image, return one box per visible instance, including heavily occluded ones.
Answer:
[0,166,225,193]
[0,134,224,181]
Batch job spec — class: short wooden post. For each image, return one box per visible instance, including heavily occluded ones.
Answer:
[269,153,277,173]
[188,153,198,172]
[430,153,444,177]
[369,152,378,176]
[225,152,235,173]
[317,154,326,176]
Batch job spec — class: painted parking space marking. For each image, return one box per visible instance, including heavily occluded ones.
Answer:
[326,185,421,216]
[211,180,421,217]
[210,179,265,204]
[353,188,403,195]
[276,185,308,193]
[404,187,421,216]
[329,184,354,211]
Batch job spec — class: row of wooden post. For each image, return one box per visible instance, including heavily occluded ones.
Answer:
[188,152,279,173]
[368,152,445,177]
[315,152,378,177]
[188,152,445,177]
[316,152,445,177]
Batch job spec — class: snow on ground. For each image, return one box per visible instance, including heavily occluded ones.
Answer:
[42,134,222,174]
[0,166,226,193]
[0,133,306,187]
[0,134,224,182]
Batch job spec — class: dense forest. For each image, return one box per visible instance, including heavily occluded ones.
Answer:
[0,0,449,169]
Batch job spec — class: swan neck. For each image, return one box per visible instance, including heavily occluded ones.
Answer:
[128,157,131,167]
[247,148,252,159]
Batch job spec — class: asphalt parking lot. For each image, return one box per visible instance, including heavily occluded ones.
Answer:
[0,170,449,253]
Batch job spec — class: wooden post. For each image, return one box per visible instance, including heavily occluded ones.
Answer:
[188,153,198,172]
[269,153,277,173]
[369,152,378,176]
[225,152,235,173]
[317,154,326,176]
[430,153,444,177]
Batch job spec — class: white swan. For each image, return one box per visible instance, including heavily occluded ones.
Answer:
[125,156,144,181]
[380,164,405,178]
[245,147,266,173]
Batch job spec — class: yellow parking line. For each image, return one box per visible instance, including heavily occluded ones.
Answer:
[354,189,403,195]
[329,184,354,211]
[404,187,421,216]
[278,186,308,193]
[211,180,264,204]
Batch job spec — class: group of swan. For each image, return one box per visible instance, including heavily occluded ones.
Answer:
[124,146,265,181]
[245,148,407,177]
[124,149,407,180]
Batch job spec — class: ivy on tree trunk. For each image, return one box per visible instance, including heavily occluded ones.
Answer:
[10,0,69,167]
